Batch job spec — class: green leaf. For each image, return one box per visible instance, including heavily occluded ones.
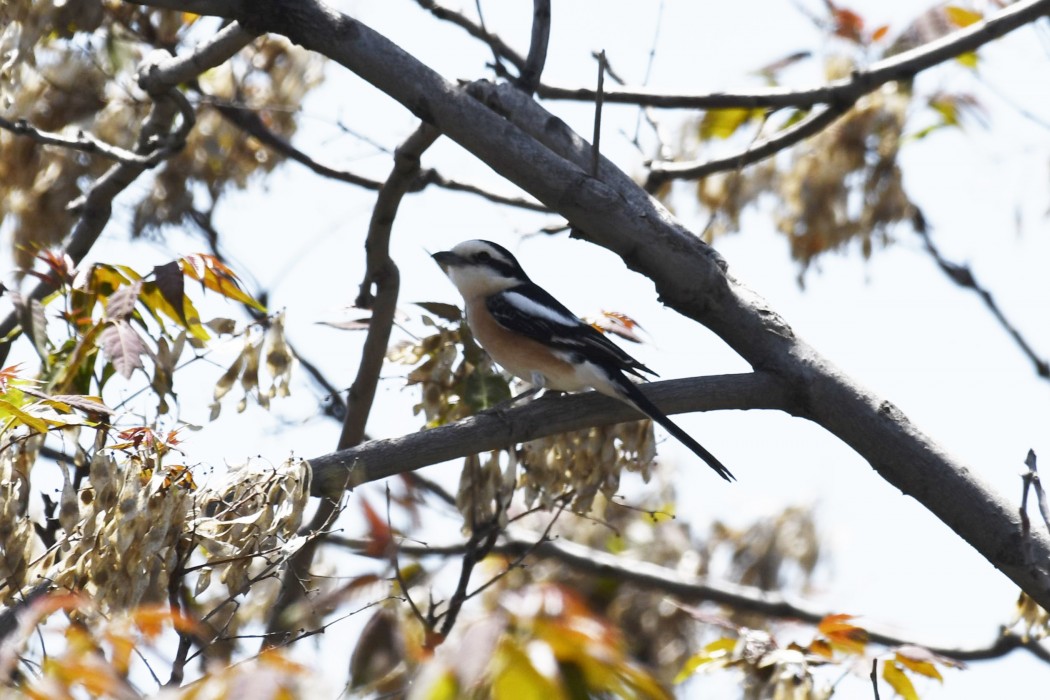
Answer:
[464,371,512,412]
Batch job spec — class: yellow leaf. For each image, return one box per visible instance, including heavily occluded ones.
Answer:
[0,397,50,433]
[896,653,943,681]
[698,108,763,140]
[945,6,982,27]
[674,637,736,683]
[180,254,266,312]
[139,283,210,341]
[882,661,919,700]
[955,51,979,68]
[422,669,459,700]
[492,640,565,700]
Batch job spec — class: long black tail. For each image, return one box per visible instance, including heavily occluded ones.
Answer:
[618,380,735,482]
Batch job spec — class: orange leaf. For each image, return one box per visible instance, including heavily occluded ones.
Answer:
[871,24,890,41]
[0,364,22,393]
[817,613,868,654]
[808,638,833,659]
[831,7,866,43]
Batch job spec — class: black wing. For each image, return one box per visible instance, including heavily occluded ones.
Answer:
[487,284,656,379]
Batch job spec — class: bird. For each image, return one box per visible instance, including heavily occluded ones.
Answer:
[431,239,734,481]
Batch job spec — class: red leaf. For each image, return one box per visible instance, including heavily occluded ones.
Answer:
[360,496,394,558]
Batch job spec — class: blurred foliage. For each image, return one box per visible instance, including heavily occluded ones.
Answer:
[672,2,989,278]
[0,1,323,268]
[0,251,308,692]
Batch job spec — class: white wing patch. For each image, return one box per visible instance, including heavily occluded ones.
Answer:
[503,291,581,327]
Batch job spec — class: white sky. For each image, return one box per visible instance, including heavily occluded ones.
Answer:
[5,0,1049,696]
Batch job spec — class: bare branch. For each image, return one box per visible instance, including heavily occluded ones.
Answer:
[329,530,1050,665]
[414,0,526,74]
[341,122,439,449]
[308,372,794,496]
[645,105,846,188]
[264,123,439,648]
[591,51,606,178]
[214,103,383,190]
[215,101,547,211]
[516,0,551,94]
[537,0,1050,111]
[125,0,1050,612]
[0,115,176,166]
[916,223,1049,380]
[137,22,256,91]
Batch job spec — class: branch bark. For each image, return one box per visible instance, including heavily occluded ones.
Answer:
[329,531,1050,664]
[124,0,1050,611]
[263,122,440,648]
[309,372,794,496]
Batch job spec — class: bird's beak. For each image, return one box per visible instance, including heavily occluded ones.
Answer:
[431,250,462,272]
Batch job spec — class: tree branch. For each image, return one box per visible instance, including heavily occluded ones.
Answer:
[915,223,1049,380]
[0,115,179,166]
[214,101,547,211]
[515,0,551,94]
[536,0,1050,111]
[0,21,254,366]
[644,105,847,188]
[263,122,440,648]
[308,372,794,496]
[341,122,439,449]
[329,530,1050,665]
[125,0,1050,611]
[414,0,526,74]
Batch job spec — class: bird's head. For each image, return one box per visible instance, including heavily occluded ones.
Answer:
[432,239,529,298]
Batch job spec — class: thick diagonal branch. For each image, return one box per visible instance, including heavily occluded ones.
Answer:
[126,0,1050,611]
[263,122,440,647]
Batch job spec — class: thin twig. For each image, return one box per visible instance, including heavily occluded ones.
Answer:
[414,0,530,75]
[326,528,1050,664]
[516,0,551,94]
[591,50,606,178]
[870,659,881,699]
[216,101,547,211]
[340,122,439,450]
[645,105,845,188]
[0,115,180,166]
[916,223,1049,381]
